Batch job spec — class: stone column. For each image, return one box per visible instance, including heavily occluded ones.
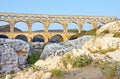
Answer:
[44,21,49,33]
[78,23,83,33]
[62,23,68,33]
[44,38,48,43]
[27,22,32,34]
[9,21,15,32]
[91,22,98,28]
[28,38,31,43]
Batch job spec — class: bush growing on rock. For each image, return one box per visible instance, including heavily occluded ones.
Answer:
[62,54,93,68]
[49,69,64,78]
[70,27,99,40]
[113,32,120,37]
[27,52,41,64]
[71,55,93,68]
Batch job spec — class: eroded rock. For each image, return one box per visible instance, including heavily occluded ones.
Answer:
[0,39,29,73]
[41,35,93,59]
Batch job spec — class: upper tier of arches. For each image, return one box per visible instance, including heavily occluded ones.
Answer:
[0,12,118,33]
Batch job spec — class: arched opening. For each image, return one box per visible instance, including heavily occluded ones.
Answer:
[0,21,10,32]
[15,35,28,42]
[32,35,44,42]
[32,22,44,32]
[0,34,8,38]
[49,34,63,43]
[82,22,92,31]
[15,22,28,32]
[98,22,105,27]
[69,35,78,40]
[68,23,78,33]
[48,23,63,32]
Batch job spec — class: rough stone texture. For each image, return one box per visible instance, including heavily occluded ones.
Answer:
[0,39,29,73]
[35,56,65,70]
[72,49,91,57]
[28,71,45,79]
[82,36,120,53]
[65,67,105,79]
[97,20,120,35]
[40,35,93,59]
[106,50,120,62]
[41,72,52,79]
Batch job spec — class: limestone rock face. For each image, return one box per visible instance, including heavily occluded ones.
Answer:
[97,20,120,35]
[41,72,52,79]
[35,56,65,70]
[0,39,29,73]
[106,50,120,62]
[64,67,105,79]
[83,36,120,53]
[40,35,93,59]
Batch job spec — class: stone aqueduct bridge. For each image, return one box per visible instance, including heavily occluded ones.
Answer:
[0,12,118,42]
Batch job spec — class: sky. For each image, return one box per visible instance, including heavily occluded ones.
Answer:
[0,0,119,31]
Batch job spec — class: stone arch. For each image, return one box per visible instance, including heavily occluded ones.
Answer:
[67,22,78,33]
[48,22,63,32]
[82,22,92,31]
[98,22,105,27]
[15,35,28,42]
[0,34,9,38]
[0,21,10,32]
[32,35,44,42]
[49,34,63,43]
[15,22,28,32]
[32,22,44,32]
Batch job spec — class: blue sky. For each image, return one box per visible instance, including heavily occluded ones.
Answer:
[0,0,119,31]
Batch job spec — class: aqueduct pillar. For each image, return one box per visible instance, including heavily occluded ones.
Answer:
[44,21,49,33]
[27,22,32,34]
[10,21,15,32]
[62,22,68,33]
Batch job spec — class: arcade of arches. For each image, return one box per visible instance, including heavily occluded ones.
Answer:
[0,12,118,42]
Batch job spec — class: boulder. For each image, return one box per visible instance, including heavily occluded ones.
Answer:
[41,35,93,59]
[72,49,91,57]
[0,39,29,73]
[41,72,52,79]
[106,50,120,62]
[35,56,65,70]
[83,36,120,53]
[97,20,120,35]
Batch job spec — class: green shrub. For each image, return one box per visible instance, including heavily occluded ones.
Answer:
[113,32,120,37]
[101,30,109,34]
[49,69,64,77]
[70,27,100,40]
[71,55,93,68]
[27,52,41,64]
[0,65,2,70]
[69,30,86,40]
[62,54,93,68]
[85,28,97,36]
[62,53,72,68]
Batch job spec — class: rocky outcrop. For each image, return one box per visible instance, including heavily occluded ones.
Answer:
[40,35,93,59]
[64,67,105,79]
[0,39,29,73]
[106,50,120,62]
[35,56,65,70]
[97,20,120,35]
[82,36,120,53]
